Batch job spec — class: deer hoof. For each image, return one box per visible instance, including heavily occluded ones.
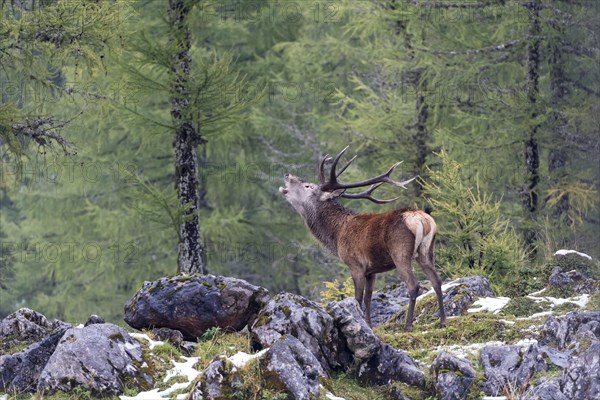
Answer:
[404,325,413,332]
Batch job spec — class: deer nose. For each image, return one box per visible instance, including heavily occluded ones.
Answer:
[284,173,289,178]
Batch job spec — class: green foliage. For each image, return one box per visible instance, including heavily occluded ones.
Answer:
[151,342,182,360]
[546,182,598,227]
[0,0,598,323]
[199,326,222,342]
[320,277,355,303]
[421,151,529,284]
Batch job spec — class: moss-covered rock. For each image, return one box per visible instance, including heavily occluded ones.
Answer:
[124,274,270,340]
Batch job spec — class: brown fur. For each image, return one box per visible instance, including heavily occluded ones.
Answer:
[281,174,446,330]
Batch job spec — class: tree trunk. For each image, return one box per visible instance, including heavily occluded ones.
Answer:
[413,74,430,197]
[169,0,207,274]
[521,0,541,248]
[391,3,429,198]
[548,38,570,219]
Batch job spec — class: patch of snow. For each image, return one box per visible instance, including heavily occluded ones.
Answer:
[482,397,507,400]
[0,395,7,400]
[227,348,269,368]
[467,297,511,314]
[120,356,200,400]
[516,311,554,320]
[528,287,547,296]
[526,294,589,308]
[554,249,592,260]
[419,281,460,298]
[130,332,164,350]
[320,385,346,400]
[499,319,516,325]
[515,338,538,349]
[436,341,504,359]
[163,356,201,383]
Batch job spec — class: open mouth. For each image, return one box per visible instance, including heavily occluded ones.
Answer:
[279,186,288,195]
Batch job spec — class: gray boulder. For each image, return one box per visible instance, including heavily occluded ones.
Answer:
[553,251,598,280]
[357,343,425,388]
[326,298,379,362]
[0,328,67,393]
[250,292,346,370]
[84,314,105,326]
[480,344,547,396]
[412,276,494,324]
[540,311,600,351]
[431,352,476,400]
[327,298,425,389]
[0,308,70,353]
[440,276,495,317]
[192,358,242,400]
[37,323,152,395]
[548,267,598,296]
[259,335,327,400]
[530,380,568,400]
[152,327,184,348]
[530,342,599,400]
[124,274,270,340]
[370,283,427,326]
[559,342,600,400]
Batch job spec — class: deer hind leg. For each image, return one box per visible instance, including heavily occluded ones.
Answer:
[391,251,418,331]
[364,274,376,327]
[417,245,446,327]
[350,270,366,310]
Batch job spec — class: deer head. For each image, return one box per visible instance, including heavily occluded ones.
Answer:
[279,145,416,215]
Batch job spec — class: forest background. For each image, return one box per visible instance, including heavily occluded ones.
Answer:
[0,0,598,324]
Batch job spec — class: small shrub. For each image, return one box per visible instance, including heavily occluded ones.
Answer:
[152,342,182,360]
[421,151,529,289]
[320,277,355,303]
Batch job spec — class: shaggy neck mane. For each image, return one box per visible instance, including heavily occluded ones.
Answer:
[302,200,354,255]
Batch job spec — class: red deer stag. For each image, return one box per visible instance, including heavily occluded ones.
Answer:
[279,146,446,330]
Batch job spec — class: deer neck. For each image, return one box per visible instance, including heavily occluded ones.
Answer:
[303,201,353,256]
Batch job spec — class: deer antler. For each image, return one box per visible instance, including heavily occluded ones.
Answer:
[319,146,416,203]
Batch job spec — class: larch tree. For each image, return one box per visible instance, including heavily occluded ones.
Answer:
[168,0,206,274]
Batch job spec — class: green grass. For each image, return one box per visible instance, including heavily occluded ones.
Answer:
[375,313,522,364]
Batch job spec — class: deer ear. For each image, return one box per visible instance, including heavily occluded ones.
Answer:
[320,189,345,201]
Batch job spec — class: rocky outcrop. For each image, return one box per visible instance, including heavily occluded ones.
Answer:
[370,283,427,326]
[559,342,600,400]
[327,298,424,388]
[0,329,66,393]
[37,323,152,395]
[438,276,495,317]
[431,352,477,400]
[326,298,379,362]
[124,274,270,340]
[540,311,600,351]
[192,358,242,400]
[530,342,600,400]
[405,276,495,324]
[259,335,327,400]
[548,266,599,296]
[0,308,70,353]
[357,343,425,388]
[249,292,347,370]
[151,327,184,348]
[480,344,548,396]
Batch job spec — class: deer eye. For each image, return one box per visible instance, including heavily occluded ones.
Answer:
[304,184,311,189]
